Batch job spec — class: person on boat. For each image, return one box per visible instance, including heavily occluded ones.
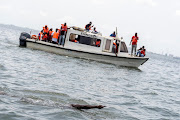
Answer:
[48,28,53,42]
[136,46,145,57]
[93,27,98,34]
[59,23,68,46]
[85,22,93,31]
[140,49,146,57]
[96,39,101,47]
[42,33,48,42]
[136,46,143,57]
[112,40,118,54]
[38,30,43,40]
[43,25,49,34]
[51,28,59,44]
[130,33,139,56]
[140,46,146,57]
[110,31,116,37]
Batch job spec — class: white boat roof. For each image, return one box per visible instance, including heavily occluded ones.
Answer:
[70,28,123,42]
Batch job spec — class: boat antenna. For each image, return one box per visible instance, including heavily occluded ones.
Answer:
[115,27,120,40]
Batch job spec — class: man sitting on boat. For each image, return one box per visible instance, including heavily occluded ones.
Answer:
[137,46,146,57]
[110,31,116,37]
[92,27,98,34]
[141,48,146,57]
[85,22,93,31]
[96,39,101,47]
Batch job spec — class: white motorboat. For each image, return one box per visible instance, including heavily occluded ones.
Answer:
[19,27,149,68]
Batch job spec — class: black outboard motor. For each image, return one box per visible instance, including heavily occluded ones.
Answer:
[19,32,31,47]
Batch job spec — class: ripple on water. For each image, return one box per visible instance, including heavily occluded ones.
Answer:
[0,64,6,71]
[1,25,180,120]
[142,106,180,119]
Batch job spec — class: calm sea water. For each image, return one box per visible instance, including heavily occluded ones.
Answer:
[0,24,180,120]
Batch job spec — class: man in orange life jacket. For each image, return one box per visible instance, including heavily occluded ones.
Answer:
[48,28,53,42]
[43,25,49,34]
[38,30,43,40]
[96,39,101,47]
[59,23,68,46]
[141,49,146,57]
[137,46,146,57]
[42,33,48,41]
[140,46,146,57]
[113,40,118,55]
[85,22,93,31]
[130,33,139,56]
[52,28,59,44]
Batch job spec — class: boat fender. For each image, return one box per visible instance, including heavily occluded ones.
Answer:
[19,32,31,47]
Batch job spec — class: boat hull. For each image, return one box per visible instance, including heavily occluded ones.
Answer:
[26,39,148,68]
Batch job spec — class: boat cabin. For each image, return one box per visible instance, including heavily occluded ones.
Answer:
[64,27,129,57]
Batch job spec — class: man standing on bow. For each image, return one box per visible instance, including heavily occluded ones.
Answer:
[130,33,139,56]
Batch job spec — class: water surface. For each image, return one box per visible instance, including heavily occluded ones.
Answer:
[0,24,180,120]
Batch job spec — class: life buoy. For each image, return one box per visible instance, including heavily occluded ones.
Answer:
[31,35,38,39]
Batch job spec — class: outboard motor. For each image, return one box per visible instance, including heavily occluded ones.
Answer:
[19,32,31,47]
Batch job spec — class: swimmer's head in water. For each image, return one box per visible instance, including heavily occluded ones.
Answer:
[97,105,106,109]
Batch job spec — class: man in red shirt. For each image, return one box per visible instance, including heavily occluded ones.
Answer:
[130,33,139,56]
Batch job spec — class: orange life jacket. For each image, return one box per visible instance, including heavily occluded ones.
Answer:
[96,41,101,47]
[61,24,67,31]
[113,42,118,53]
[85,25,92,30]
[43,27,49,33]
[71,40,78,43]
[113,42,117,46]
[43,34,48,40]
[141,49,145,56]
[38,32,43,40]
[52,32,59,39]
[132,36,138,45]
[48,31,53,36]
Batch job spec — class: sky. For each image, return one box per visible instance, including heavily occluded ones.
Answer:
[0,0,180,57]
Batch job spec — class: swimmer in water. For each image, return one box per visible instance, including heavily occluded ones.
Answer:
[71,104,105,110]
[0,91,106,110]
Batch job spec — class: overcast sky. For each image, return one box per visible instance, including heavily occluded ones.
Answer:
[0,0,180,57]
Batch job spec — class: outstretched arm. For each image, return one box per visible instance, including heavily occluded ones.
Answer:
[71,104,105,110]
[129,39,132,45]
